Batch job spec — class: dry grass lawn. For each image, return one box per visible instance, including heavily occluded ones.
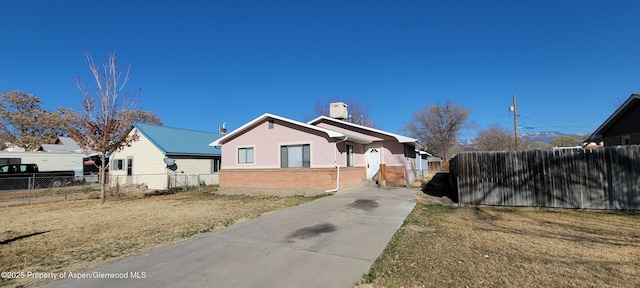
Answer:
[0,188,324,287]
[359,204,640,287]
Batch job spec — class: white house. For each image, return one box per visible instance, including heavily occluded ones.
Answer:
[109,123,222,190]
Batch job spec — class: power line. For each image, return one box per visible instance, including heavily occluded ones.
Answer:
[519,112,611,117]
[518,115,595,133]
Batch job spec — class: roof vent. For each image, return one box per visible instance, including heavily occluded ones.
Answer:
[219,122,227,135]
[329,102,348,119]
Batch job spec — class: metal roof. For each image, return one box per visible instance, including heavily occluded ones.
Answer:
[39,137,83,153]
[134,123,222,157]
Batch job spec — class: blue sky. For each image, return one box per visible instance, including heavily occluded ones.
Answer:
[2,0,639,140]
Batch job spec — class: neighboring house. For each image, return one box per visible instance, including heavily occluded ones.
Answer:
[109,123,223,190]
[38,136,83,153]
[38,136,104,176]
[209,113,420,191]
[588,93,640,146]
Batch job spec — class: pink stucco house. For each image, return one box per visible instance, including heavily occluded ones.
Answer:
[209,113,420,191]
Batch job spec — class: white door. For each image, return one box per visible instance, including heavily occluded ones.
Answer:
[366,147,381,180]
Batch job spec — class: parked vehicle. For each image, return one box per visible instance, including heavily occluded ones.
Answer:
[0,164,76,190]
[0,151,84,178]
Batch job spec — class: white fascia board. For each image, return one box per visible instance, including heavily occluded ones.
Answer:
[209,113,344,147]
[308,116,418,144]
[588,94,640,140]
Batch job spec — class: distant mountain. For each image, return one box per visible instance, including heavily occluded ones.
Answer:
[524,131,566,143]
[459,131,589,147]
[524,131,589,143]
[459,139,475,146]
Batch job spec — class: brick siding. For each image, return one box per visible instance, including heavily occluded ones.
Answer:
[220,167,366,190]
[385,166,406,185]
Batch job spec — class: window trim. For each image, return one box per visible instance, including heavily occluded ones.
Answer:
[211,158,220,173]
[346,144,354,167]
[126,158,133,176]
[280,144,311,168]
[237,146,255,164]
[112,159,125,171]
[622,135,631,145]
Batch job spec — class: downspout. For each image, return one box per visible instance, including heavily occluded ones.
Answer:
[325,136,349,193]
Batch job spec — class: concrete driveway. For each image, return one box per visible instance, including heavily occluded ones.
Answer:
[43,186,417,288]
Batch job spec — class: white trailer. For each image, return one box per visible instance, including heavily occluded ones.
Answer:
[0,151,85,179]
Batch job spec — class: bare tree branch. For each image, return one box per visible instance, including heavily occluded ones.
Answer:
[70,51,141,203]
[308,97,377,128]
[403,101,470,160]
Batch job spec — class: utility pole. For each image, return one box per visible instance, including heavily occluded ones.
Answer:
[512,95,519,150]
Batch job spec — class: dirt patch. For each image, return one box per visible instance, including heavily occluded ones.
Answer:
[403,224,436,237]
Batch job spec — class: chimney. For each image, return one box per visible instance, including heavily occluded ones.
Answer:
[329,102,348,119]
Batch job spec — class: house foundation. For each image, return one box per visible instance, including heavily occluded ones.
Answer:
[220,167,366,190]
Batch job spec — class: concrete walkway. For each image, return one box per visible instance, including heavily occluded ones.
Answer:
[43,186,418,288]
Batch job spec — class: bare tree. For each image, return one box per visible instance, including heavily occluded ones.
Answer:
[309,98,377,128]
[0,90,76,151]
[70,51,140,203]
[118,110,163,126]
[474,125,515,151]
[403,101,469,160]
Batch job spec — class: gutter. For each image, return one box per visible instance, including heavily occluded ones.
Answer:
[325,136,349,193]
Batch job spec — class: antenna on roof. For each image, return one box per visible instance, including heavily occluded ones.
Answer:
[219,122,227,135]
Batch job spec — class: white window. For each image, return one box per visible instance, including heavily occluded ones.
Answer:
[346,144,354,167]
[281,144,310,168]
[238,147,254,164]
[112,159,124,171]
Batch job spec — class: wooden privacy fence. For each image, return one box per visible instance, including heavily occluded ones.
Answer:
[449,145,640,210]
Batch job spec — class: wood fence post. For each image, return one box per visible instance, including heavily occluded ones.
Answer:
[378,164,386,188]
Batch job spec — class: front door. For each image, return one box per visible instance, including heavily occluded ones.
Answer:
[366,147,381,180]
[126,158,133,184]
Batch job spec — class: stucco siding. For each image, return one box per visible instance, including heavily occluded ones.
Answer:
[344,141,366,167]
[382,141,407,166]
[222,119,337,169]
[314,122,385,142]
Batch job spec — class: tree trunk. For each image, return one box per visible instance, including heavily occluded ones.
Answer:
[100,153,106,204]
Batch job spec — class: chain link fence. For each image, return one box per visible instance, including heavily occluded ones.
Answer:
[0,175,79,191]
[1,173,219,206]
[167,173,220,191]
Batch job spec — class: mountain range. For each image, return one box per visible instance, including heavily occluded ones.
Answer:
[459,131,589,146]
